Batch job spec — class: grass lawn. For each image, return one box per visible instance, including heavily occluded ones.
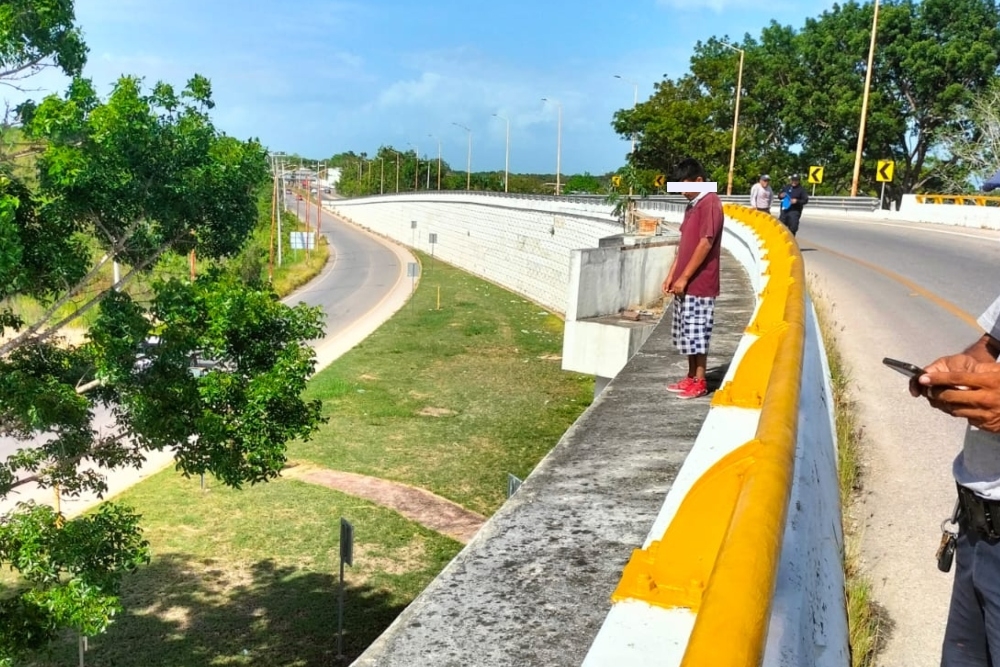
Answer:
[27,474,460,666]
[295,254,594,515]
[23,252,594,665]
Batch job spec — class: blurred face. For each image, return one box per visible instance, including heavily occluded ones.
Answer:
[681,176,704,200]
[761,178,770,186]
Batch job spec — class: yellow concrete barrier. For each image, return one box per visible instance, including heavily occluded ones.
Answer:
[916,194,1000,206]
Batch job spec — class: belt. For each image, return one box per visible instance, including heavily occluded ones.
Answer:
[957,484,1000,541]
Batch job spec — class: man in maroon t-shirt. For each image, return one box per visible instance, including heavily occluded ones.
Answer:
[661,158,724,399]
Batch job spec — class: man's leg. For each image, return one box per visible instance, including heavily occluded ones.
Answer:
[786,209,801,236]
[693,353,707,380]
[974,530,1000,664]
[942,530,990,666]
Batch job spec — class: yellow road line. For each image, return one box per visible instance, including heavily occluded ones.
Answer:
[807,240,981,332]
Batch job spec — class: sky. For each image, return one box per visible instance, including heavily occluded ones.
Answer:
[8,0,843,175]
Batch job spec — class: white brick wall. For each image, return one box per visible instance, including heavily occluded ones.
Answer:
[327,193,677,314]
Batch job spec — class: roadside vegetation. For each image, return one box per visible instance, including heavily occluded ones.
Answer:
[22,253,594,665]
[813,292,880,667]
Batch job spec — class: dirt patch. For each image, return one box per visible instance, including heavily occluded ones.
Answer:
[282,466,485,544]
[537,354,562,361]
[417,407,455,417]
[408,390,431,400]
[353,540,428,576]
[359,373,378,381]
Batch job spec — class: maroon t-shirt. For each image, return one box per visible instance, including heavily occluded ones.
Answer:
[674,192,724,297]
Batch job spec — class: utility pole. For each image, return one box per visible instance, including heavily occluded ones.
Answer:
[851,0,881,197]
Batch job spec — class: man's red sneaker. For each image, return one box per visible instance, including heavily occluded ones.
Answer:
[676,377,708,400]
[666,376,695,393]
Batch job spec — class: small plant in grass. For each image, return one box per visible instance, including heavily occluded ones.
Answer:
[605,163,649,234]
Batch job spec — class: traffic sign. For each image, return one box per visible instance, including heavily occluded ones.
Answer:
[807,166,824,184]
[654,174,665,188]
[877,160,894,182]
[612,175,622,188]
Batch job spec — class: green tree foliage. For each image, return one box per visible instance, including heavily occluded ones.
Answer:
[614,0,1000,197]
[0,74,325,663]
[0,0,87,87]
[562,171,603,194]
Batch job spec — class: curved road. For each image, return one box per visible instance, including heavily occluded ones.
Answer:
[799,212,1000,666]
[0,198,410,516]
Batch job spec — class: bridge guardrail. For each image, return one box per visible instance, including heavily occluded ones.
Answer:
[585,204,818,666]
[336,190,879,212]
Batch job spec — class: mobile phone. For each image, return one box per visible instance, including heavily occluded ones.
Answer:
[882,357,926,379]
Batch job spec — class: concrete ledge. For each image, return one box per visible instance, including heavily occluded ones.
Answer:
[351,254,755,667]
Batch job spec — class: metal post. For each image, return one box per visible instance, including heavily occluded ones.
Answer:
[880,181,886,208]
[851,0,881,197]
[380,158,384,194]
[337,552,345,660]
[555,103,561,195]
[316,165,322,249]
[722,43,745,197]
[466,131,472,190]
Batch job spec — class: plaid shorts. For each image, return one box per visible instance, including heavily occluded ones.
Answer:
[671,295,715,355]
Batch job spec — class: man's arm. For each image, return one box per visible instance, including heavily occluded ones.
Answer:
[662,256,679,294]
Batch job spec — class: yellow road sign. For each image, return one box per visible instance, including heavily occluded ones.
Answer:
[654,174,665,188]
[807,166,824,184]
[612,175,622,187]
[877,160,895,182]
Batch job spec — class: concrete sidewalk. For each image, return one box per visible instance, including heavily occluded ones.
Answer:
[0,213,416,519]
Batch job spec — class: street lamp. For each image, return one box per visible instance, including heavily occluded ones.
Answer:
[428,134,442,190]
[492,113,510,193]
[720,41,745,197]
[379,157,385,195]
[613,75,639,156]
[452,122,472,190]
[851,0,881,197]
[541,98,562,195]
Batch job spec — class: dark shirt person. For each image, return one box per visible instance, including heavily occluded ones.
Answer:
[778,174,808,236]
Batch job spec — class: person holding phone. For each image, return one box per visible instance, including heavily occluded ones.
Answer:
[910,293,1000,665]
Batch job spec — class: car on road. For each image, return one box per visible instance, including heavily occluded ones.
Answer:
[296,194,303,201]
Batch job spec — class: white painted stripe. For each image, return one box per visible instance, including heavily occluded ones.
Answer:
[582,602,695,667]
[666,181,718,193]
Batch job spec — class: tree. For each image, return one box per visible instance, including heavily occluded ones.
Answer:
[562,172,603,194]
[938,80,1000,192]
[0,74,325,663]
[0,0,87,90]
[613,0,1000,198]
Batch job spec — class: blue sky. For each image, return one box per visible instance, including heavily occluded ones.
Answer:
[9,0,841,175]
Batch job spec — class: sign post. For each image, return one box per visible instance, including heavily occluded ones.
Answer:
[807,166,824,196]
[337,518,354,662]
[876,160,895,208]
[428,232,438,270]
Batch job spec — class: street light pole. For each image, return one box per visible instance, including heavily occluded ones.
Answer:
[428,134,442,190]
[493,113,510,193]
[851,0,881,197]
[379,157,385,195]
[720,42,745,197]
[542,98,562,195]
[452,122,472,190]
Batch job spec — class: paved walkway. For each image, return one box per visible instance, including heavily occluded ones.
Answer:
[283,464,486,543]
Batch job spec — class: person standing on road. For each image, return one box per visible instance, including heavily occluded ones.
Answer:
[661,158,725,400]
[910,297,1000,666]
[778,174,808,236]
[749,174,773,213]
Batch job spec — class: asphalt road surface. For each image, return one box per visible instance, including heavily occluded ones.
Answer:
[799,211,1000,666]
[0,196,402,514]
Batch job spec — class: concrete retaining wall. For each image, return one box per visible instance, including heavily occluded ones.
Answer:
[326,193,661,314]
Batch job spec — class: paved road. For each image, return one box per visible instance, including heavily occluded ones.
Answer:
[799,212,1000,666]
[0,198,408,516]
